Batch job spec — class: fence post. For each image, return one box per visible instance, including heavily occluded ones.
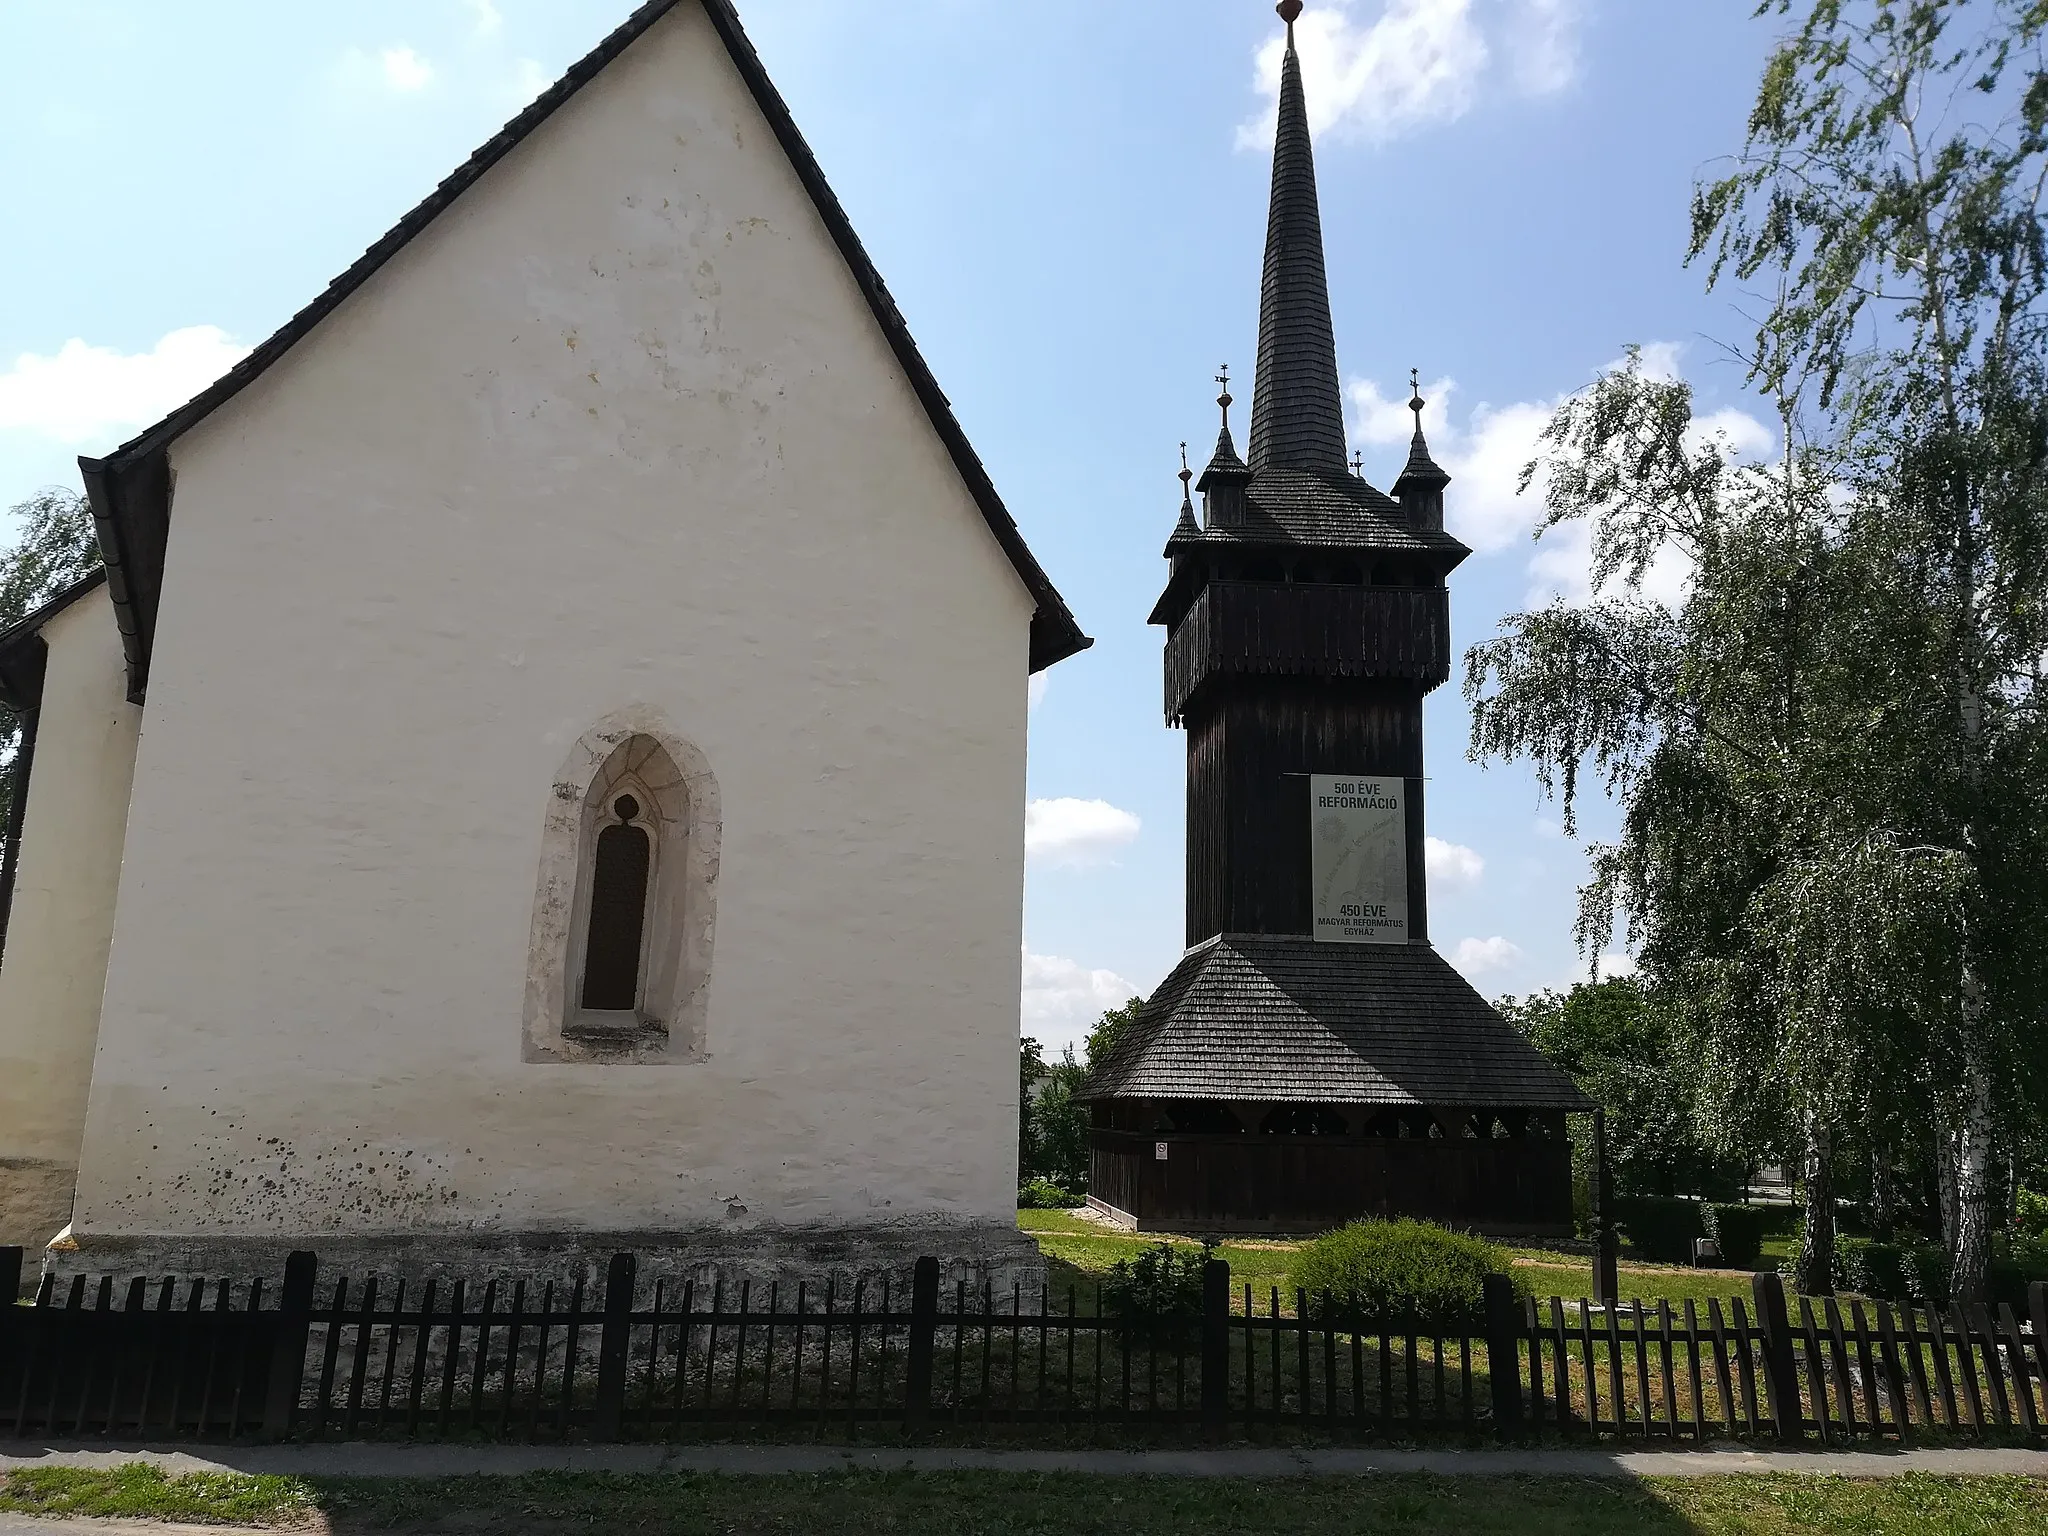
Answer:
[592,1252,637,1441]
[2029,1283,2048,1399]
[0,1247,20,1304]
[1590,1110,1619,1306]
[1482,1273,1524,1439]
[260,1251,318,1442]
[1201,1258,1231,1438]
[1751,1271,1801,1444]
[903,1256,939,1431]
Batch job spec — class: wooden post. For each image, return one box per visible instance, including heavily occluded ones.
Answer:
[1751,1271,1802,1444]
[260,1251,317,1442]
[1482,1274,1523,1439]
[592,1252,636,1441]
[903,1256,939,1430]
[1590,1110,1619,1307]
[0,1247,20,1304]
[1200,1258,1230,1438]
[2029,1283,2048,1400]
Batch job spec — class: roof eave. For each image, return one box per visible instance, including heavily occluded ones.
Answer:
[85,0,1089,690]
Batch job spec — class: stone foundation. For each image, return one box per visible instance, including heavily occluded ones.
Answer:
[1,1159,76,1276]
[42,1221,1043,1299]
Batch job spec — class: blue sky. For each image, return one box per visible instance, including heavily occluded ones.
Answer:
[1,1,1782,1055]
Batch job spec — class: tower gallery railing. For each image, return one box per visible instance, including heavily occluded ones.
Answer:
[1,1247,2042,1444]
[1164,581,1451,722]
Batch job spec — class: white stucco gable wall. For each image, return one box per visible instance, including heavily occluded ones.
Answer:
[0,584,142,1250]
[72,0,1037,1247]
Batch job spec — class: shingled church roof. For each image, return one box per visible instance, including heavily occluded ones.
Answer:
[1079,935,1592,1111]
[1166,7,1469,567]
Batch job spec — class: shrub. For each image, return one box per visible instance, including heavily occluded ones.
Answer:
[1837,1238,1909,1301]
[1289,1219,1527,1325]
[1100,1241,1213,1328]
[1017,1178,1081,1210]
[2018,1188,2048,1243]
[1704,1204,1766,1270]
[1612,1196,1706,1264]
[1902,1244,1951,1308]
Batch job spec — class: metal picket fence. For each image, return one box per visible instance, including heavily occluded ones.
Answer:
[2,1246,2043,1444]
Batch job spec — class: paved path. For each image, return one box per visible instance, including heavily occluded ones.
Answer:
[2,1441,2046,1481]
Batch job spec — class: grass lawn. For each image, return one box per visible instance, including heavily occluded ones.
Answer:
[4,1466,2047,1533]
[1020,1210,1794,1314]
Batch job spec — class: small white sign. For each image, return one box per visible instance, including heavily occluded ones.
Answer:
[1310,775,1409,944]
[1154,1141,1169,1162]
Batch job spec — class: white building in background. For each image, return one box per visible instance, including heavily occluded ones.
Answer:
[0,0,1087,1283]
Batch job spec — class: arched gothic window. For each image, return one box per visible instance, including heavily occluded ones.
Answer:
[581,795,653,1011]
[522,714,721,1065]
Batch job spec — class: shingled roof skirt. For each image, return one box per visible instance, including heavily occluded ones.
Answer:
[1246,5,1350,480]
[78,0,1089,705]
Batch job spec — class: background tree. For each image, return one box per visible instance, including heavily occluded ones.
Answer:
[1466,354,1948,1294]
[0,489,102,828]
[1691,0,2048,1299]
[1499,976,1750,1200]
[1018,996,1148,1197]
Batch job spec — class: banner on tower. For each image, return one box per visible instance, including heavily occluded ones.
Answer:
[1310,775,1408,944]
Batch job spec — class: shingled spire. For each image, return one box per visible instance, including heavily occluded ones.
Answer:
[1247,0,1349,480]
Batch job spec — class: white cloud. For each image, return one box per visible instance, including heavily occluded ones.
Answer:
[1594,951,1637,980]
[1027,673,1048,712]
[1021,948,1139,1055]
[1350,344,1776,609]
[0,326,248,448]
[1506,0,1582,95]
[338,45,435,94]
[382,46,435,91]
[1238,0,1581,148]
[508,57,552,108]
[464,0,503,38]
[1452,935,1524,976]
[1025,798,1141,866]
[1533,816,1562,838]
[1425,836,1484,890]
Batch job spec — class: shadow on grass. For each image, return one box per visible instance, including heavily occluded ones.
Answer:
[7,1462,2048,1534]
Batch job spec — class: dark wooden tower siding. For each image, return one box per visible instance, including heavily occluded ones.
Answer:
[1078,2,1590,1236]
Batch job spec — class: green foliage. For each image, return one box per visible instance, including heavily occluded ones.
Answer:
[1500,980,1745,1199]
[1099,1239,1214,1327]
[1018,998,1148,1198]
[1612,1196,1706,1264]
[1289,1220,1526,1324]
[2018,1187,2048,1242]
[1705,1204,1767,1270]
[1017,1177,1080,1210]
[1837,1237,1911,1302]
[1084,996,1144,1073]
[0,490,102,824]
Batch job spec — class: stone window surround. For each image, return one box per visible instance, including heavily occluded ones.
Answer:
[523,708,720,1065]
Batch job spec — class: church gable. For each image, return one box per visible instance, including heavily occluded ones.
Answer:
[81,0,1086,701]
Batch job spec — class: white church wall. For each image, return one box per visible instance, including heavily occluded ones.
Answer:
[69,0,1036,1258]
[0,585,142,1250]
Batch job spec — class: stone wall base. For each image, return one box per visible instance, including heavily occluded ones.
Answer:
[1,1159,76,1274]
[43,1222,1044,1299]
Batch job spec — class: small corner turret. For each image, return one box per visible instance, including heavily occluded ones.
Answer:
[1392,371,1451,533]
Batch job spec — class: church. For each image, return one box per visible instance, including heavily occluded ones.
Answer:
[0,0,1087,1280]
[1079,1,1591,1234]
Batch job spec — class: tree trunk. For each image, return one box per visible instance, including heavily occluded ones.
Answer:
[1947,1050,1996,1305]
[1869,1149,1896,1241]
[1796,1118,1836,1297]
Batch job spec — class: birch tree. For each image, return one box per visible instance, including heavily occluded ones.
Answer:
[1692,0,2048,1300]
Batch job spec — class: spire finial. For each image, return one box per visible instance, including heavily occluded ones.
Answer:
[1350,449,1363,478]
[1277,0,1303,46]
[1216,365,1233,432]
[1179,442,1193,492]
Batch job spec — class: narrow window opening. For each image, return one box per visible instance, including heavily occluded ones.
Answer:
[581,794,651,1011]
